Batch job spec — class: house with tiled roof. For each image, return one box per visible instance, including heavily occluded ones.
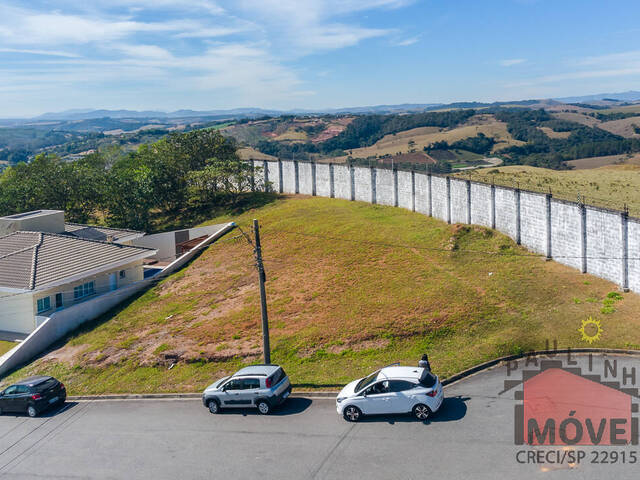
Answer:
[0,210,157,335]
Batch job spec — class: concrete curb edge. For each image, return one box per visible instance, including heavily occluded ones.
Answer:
[67,348,640,401]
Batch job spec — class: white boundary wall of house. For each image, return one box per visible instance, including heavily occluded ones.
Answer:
[0,223,236,378]
[131,224,229,262]
[257,159,639,294]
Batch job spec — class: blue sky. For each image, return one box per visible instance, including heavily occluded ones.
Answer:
[1,0,639,117]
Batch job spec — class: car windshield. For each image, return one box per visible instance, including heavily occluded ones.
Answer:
[355,370,380,392]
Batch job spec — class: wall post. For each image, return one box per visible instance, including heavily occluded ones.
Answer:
[411,169,416,212]
[515,188,521,245]
[621,211,629,291]
[311,161,317,196]
[446,176,451,224]
[329,163,335,198]
[294,160,299,194]
[349,164,355,201]
[428,173,433,217]
[465,179,471,224]
[263,160,269,193]
[393,168,399,207]
[250,159,256,192]
[580,204,587,273]
[277,159,283,194]
[490,184,496,229]
[545,193,552,260]
[371,166,377,204]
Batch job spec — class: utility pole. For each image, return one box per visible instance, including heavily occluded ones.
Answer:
[253,219,271,364]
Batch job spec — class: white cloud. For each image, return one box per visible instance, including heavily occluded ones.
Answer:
[0,0,415,115]
[499,58,526,67]
[0,48,80,58]
[392,35,420,46]
[232,0,404,53]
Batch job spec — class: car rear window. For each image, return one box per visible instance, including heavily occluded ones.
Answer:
[33,378,58,392]
[269,368,286,386]
[419,371,437,388]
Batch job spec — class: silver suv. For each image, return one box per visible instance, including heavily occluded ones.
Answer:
[202,364,291,415]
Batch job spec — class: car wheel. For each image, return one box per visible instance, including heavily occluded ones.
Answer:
[343,405,362,422]
[0,406,3,415]
[27,405,38,418]
[207,400,220,414]
[257,400,271,415]
[413,403,431,421]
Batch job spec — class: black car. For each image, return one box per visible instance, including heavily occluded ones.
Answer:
[0,376,66,417]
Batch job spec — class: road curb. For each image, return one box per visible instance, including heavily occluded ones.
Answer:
[67,348,640,401]
[440,347,640,387]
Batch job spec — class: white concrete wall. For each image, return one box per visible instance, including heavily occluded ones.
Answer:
[431,176,448,222]
[550,200,583,271]
[519,191,548,255]
[281,161,296,194]
[266,161,280,193]
[585,207,623,285]
[353,167,372,203]
[333,164,351,200]
[315,164,331,198]
[376,169,395,206]
[450,179,468,224]
[414,173,430,215]
[397,171,413,211]
[0,291,35,335]
[298,162,314,195]
[133,224,226,262]
[251,160,640,294]
[470,183,492,228]
[253,161,265,190]
[495,187,518,239]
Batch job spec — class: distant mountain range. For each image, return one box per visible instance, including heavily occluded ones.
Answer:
[8,91,640,123]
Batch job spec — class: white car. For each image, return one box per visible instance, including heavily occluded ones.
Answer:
[336,365,444,422]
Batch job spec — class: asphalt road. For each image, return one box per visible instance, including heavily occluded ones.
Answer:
[0,353,638,479]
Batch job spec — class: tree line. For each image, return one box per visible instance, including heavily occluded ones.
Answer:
[0,130,257,231]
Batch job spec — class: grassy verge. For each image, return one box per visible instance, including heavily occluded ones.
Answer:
[0,341,17,356]
[4,196,640,393]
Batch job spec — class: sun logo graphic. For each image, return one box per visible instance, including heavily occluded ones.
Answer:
[578,317,603,344]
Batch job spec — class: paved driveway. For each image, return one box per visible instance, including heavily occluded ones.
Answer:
[0,353,638,479]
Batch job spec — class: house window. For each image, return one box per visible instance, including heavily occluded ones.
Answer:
[119,270,126,279]
[37,296,51,313]
[74,281,95,300]
[55,293,63,309]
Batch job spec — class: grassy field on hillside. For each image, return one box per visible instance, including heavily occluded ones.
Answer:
[4,196,640,394]
[334,115,524,162]
[461,164,640,216]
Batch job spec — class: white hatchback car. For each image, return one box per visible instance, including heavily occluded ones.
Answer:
[336,365,444,422]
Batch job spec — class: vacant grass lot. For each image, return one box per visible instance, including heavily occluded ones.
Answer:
[4,196,640,394]
[461,164,640,216]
